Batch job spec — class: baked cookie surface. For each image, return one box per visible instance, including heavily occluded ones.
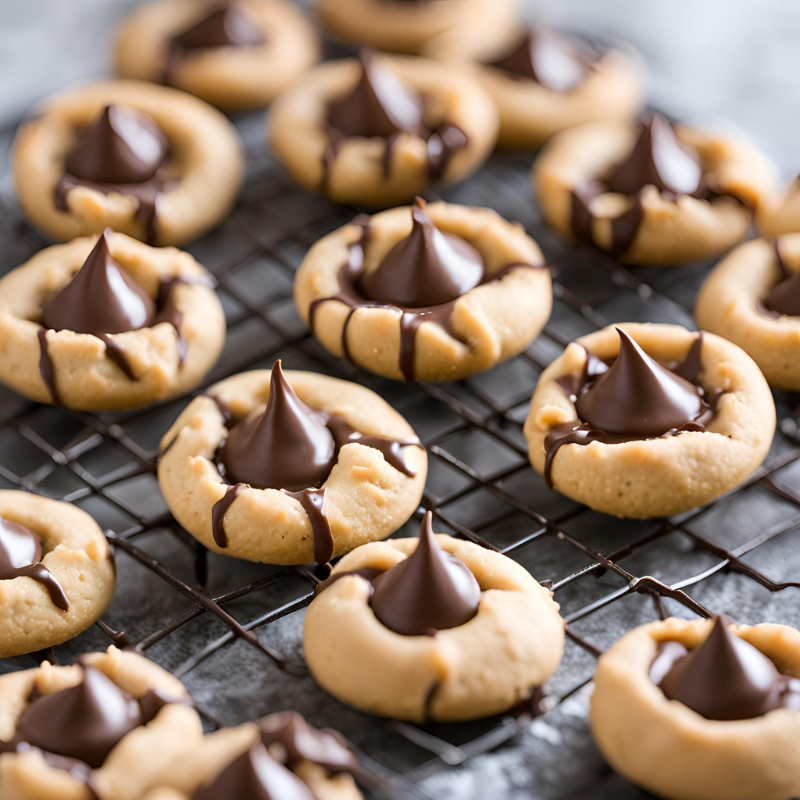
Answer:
[294,199,551,382]
[0,491,115,658]
[0,646,201,800]
[0,230,225,411]
[591,617,800,800]
[115,0,319,110]
[534,113,773,265]
[157,363,427,565]
[523,323,775,518]
[269,52,498,206]
[13,80,243,246]
[304,512,564,723]
[696,235,800,390]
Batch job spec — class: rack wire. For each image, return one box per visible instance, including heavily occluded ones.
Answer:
[1,118,800,798]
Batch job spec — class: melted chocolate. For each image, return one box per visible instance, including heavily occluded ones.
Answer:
[322,51,467,191]
[369,511,481,636]
[651,616,800,721]
[359,198,484,307]
[212,361,421,564]
[760,240,800,318]
[0,515,68,611]
[544,329,715,487]
[170,4,264,52]
[37,328,62,407]
[55,105,171,244]
[487,28,595,92]
[308,213,541,382]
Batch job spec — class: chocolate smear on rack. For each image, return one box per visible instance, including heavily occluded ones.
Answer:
[569,114,721,257]
[308,205,542,382]
[212,360,421,563]
[369,511,481,636]
[487,28,595,92]
[0,515,68,610]
[322,51,467,190]
[759,240,800,318]
[651,616,800,721]
[55,104,171,244]
[544,329,715,487]
[192,740,316,800]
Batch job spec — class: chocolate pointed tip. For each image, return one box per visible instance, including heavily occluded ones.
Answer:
[419,511,436,547]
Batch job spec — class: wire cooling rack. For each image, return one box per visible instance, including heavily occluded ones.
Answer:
[1,106,800,800]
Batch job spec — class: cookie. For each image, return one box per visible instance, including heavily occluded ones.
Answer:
[757,175,800,236]
[304,512,564,723]
[141,712,366,800]
[13,80,243,246]
[534,113,774,265]
[269,51,498,206]
[115,0,319,111]
[294,199,551,382]
[0,646,201,800]
[523,323,775,518]
[0,230,225,411]
[316,0,517,57]
[695,236,800,391]
[0,491,115,659]
[157,361,427,566]
[591,616,800,800]
[430,27,643,150]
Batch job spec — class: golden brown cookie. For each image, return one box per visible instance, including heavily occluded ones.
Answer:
[115,0,319,110]
[304,513,564,723]
[523,323,775,518]
[157,363,427,565]
[269,52,498,207]
[294,199,551,382]
[591,617,800,800]
[13,80,243,246]
[534,114,774,265]
[0,231,225,411]
[696,235,800,391]
[430,27,643,150]
[0,491,115,659]
[757,175,800,236]
[0,646,201,800]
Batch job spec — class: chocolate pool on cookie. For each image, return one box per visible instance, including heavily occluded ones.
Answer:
[294,199,551,381]
[534,113,774,265]
[304,512,564,722]
[157,362,427,565]
[13,80,243,246]
[591,616,800,800]
[115,0,319,110]
[524,323,775,518]
[0,230,225,411]
[269,51,498,207]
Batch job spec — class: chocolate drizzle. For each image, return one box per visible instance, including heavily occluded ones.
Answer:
[544,329,715,487]
[322,51,468,191]
[369,511,481,636]
[651,616,800,721]
[487,28,595,92]
[0,515,68,611]
[54,105,171,243]
[308,208,541,382]
[760,240,800,318]
[212,361,421,564]
[569,114,721,258]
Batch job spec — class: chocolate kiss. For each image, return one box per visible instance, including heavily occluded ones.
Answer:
[192,742,315,800]
[605,113,703,196]
[489,29,589,92]
[0,515,42,573]
[64,104,168,185]
[574,328,707,437]
[219,360,336,491]
[171,4,265,51]
[358,198,485,308]
[15,666,143,768]
[327,49,424,139]
[370,511,481,636]
[766,273,800,317]
[41,230,156,336]
[659,616,787,721]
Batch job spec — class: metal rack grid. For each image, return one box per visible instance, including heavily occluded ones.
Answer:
[1,115,800,799]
